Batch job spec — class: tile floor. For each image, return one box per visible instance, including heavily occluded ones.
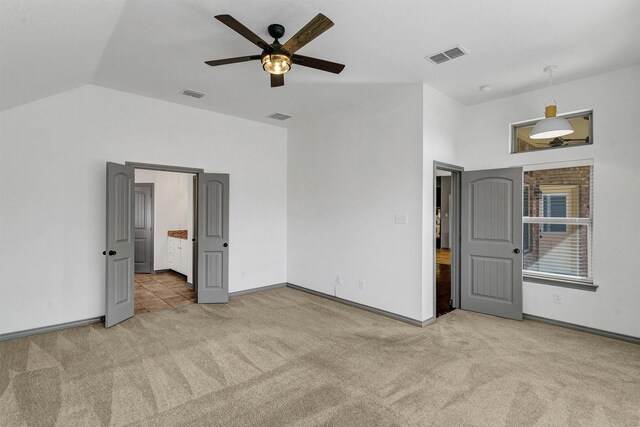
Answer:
[134,271,195,315]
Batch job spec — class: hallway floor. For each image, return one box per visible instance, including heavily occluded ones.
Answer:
[436,248,453,317]
[134,271,195,315]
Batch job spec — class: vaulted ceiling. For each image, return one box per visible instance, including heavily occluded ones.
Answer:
[2,0,640,127]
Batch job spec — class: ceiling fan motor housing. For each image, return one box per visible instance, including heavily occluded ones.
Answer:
[262,25,292,75]
[268,24,285,40]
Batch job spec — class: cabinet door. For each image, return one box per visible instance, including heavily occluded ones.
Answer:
[168,237,174,268]
[180,240,189,274]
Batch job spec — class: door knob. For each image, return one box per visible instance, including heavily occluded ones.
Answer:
[102,251,106,255]
[108,250,117,256]
[223,243,228,247]
[513,248,521,254]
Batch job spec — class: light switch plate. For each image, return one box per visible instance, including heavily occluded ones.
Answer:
[395,214,408,224]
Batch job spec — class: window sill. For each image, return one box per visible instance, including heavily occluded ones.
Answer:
[523,274,598,292]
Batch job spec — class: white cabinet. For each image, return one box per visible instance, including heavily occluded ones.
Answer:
[168,237,191,277]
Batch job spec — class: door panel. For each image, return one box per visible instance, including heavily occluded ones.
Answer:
[197,173,229,303]
[461,167,523,320]
[106,162,135,327]
[134,184,153,273]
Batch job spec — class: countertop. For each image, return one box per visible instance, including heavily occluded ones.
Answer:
[168,230,188,239]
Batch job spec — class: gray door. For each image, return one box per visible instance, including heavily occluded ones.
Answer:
[105,162,135,327]
[461,167,523,320]
[196,173,229,303]
[134,184,154,274]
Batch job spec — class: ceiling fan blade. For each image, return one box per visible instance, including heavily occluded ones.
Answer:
[271,73,284,87]
[215,15,270,50]
[205,55,261,67]
[292,54,345,74]
[283,13,333,54]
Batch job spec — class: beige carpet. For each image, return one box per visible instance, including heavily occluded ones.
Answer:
[1,287,639,426]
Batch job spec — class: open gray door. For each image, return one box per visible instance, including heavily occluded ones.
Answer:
[134,184,153,274]
[461,167,523,320]
[197,173,229,303]
[105,162,135,327]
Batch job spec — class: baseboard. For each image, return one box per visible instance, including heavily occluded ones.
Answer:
[154,269,170,274]
[523,314,640,345]
[0,317,104,343]
[286,283,434,327]
[230,282,286,297]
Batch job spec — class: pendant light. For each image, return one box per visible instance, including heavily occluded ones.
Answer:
[529,65,574,140]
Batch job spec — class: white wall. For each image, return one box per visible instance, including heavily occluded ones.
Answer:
[457,65,640,337]
[421,84,465,320]
[0,85,287,335]
[287,85,426,321]
[134,169,192,273]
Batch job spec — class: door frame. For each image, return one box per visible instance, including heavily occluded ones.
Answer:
[125,162,205,175]
[433,161,463,316]
[134,183,154,274]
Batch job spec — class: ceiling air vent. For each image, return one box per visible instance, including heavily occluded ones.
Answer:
[268,112,291,121]
[182,89,206,98]
[425,45,467,65]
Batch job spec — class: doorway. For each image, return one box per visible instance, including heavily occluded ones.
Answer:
[433,162,463,318]
[433,163,524,321]
[133,169,195,315]
[105,162,230,327]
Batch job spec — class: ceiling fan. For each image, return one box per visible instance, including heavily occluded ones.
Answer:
[205,13,345,87]
[549,135,590,147]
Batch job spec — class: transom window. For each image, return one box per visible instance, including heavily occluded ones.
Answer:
[511,110,593,154]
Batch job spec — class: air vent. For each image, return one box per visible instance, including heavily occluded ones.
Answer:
[268,112,291,121]
[429,53,449,65]
[182,89,206,98]
[425,45,467,65]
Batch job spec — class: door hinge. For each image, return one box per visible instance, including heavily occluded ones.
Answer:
[449,299,453,308]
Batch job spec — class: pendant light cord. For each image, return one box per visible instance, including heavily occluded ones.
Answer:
[546,66,557,106]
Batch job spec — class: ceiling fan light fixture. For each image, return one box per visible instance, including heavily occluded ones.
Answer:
[261,53,291,75]
[529,104,574,139]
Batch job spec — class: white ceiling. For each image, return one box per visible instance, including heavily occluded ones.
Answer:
[2,0,640,127]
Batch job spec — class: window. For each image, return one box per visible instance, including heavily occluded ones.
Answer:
[542,194,567,233]
[523,185,531,252]
[511,110,593,154]
[523,165,593,284]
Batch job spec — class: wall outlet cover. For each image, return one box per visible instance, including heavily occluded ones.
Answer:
[395,214,408,224]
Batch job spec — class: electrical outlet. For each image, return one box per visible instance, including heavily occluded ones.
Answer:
[395,214,408,224]
[335,275,342,285]
[552,293,561,304]
[358,280,365,291]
